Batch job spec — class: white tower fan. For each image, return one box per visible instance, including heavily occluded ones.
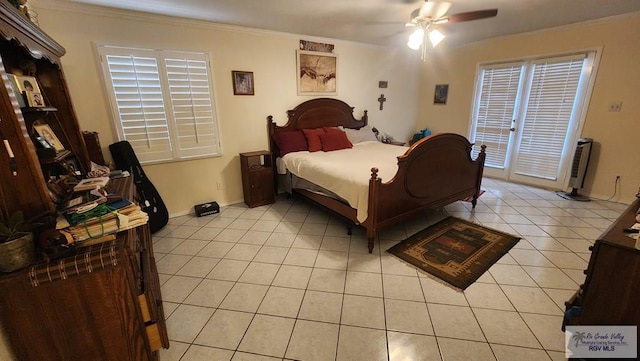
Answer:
[557,138,593,201]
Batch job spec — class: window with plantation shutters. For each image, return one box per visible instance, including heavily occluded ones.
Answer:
[469,51,596,189]
[97,45,221,164]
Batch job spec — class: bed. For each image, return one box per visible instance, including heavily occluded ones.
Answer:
[267,98,486,253]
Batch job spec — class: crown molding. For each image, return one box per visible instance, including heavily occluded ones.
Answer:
[30,0,389,50]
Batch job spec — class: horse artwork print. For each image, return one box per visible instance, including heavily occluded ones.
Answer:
[297,50,337,95]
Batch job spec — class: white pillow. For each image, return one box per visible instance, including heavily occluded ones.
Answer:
[340,125,378,144]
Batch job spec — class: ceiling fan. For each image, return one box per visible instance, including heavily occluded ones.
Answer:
[406,1,498,58]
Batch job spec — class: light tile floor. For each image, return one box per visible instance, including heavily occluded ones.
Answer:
[156,178,629,361]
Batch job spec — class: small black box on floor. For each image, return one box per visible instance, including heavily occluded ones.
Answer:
[194,201,220,217]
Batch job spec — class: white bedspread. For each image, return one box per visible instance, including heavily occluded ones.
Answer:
[280,141,408,223]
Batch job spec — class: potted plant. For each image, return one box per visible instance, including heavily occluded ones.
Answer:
[0,211,38,272]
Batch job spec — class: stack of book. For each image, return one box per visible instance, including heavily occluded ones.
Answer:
[73,176,110,192]
[62,203,148,243]
[56,178,148,244]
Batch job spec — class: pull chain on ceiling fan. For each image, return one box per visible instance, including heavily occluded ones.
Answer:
[406,1,498,60]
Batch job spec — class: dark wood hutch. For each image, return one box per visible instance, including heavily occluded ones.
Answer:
[0,1,90,221]
[0,3,168,360]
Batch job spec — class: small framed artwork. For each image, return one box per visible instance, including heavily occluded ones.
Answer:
[299,40,334,53]
[33,123,64,151]
[13,75,42,94]
[297,50,337,95]
[7,74,25,107]
[232,71,254,95]
[27,91,45,107]
[434,84,449,105]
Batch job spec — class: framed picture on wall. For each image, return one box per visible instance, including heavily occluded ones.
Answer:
[297,50,337,95]
[434,84,449,105]
[299,40,334,53]
[232,71,254,95]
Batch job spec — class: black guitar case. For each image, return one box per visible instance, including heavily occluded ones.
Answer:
[109,141,169,234]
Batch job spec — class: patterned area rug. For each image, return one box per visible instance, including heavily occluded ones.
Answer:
[387,216,520,290]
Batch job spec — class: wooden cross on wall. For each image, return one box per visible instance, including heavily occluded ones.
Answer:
[378,94,386,110]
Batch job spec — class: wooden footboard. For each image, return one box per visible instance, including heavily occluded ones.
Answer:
[363,133,486,252]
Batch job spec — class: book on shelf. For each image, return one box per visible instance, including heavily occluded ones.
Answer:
[73,176,109,192]
[63,189,107,214]
[109,170,130,179]
[62,194,133,226]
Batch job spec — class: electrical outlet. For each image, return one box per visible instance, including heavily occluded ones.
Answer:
[216,181,223,190]
[608,102,622,112]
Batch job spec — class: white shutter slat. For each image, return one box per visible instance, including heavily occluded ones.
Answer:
[101,50,173,158]
[164,55,220,158]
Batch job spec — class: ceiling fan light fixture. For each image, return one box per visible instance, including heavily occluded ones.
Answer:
[407,28,425,50]
[428,28,445,47]
[405,1,498,59]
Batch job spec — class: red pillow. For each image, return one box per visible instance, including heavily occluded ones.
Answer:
[273,130,307,156]
[302,128,325,152]
[320,131,353,152]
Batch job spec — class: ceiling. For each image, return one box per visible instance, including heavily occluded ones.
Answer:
[69,0,640,48]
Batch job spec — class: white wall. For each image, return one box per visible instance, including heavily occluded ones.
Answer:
[416,13,640,203]
[32,0,420,216]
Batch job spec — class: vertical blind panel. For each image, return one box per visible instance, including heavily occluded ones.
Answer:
[165,56,220,157]
[514,58,584,180]
[472,64,522,168]
[105,54,172,158]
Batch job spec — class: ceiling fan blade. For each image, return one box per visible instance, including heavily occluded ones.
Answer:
[444,9,498,23]
[419,1,452,20]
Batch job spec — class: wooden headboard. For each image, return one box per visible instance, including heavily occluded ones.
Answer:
[267,98,368,157]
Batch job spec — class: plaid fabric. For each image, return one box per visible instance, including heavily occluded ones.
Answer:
[28,239,122,287]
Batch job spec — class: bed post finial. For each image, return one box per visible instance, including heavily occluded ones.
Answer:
[370,167,379,180]
[363,110,368,125]
[267,115,276,137]
[480,144,486,154]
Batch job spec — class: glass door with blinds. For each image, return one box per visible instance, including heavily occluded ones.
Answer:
[470,52,596,189]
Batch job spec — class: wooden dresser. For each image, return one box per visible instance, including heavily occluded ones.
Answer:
[0,178,169,361]
[563,197,640,328]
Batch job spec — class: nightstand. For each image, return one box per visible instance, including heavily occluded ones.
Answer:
[240,150,275,208]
